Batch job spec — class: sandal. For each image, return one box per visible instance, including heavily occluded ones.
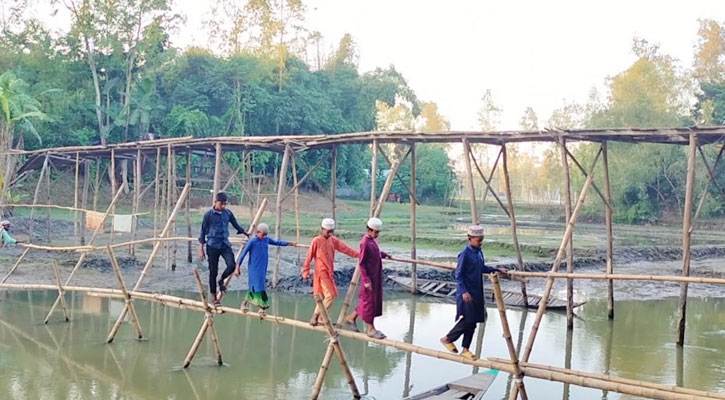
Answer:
[309,315,319,326]
[258,308,267,317]
[367,330,386,339]
[212,299,221,307]
[342,320,361,332]
[440,338,458,354]
[461,349,477,361]
[241,301,249,313]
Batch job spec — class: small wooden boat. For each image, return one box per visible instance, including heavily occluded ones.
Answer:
[404,372,496,399]
[388,275,585,310]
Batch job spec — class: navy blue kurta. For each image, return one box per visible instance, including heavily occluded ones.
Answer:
[455,244,499,323]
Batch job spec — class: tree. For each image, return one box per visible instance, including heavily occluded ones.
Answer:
[519,106,539,131]
[693,19,725,85]
[477,89,501,132]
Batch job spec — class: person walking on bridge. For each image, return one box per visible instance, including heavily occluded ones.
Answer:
[343,217,391,339]
[0,220,16,248]
[198,192,249,306]
[440,225,506,361]
[302,218,359,326]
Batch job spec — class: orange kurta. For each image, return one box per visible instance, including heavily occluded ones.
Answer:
[302,235,359,298]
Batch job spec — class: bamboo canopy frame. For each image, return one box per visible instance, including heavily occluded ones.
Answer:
[2,127,725,399]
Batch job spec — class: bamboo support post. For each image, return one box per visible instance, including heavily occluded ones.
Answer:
[110,149,116,243]
[106,245,144,340]
[370,139,378,217]
[153,148,161,236]
[372,146,405,218]
[521,146,602,363]
[131,149,141,255]
[183,269,223,367]
[28,153,49,243]
[501,144,529,307]
[1,247,30,284]
[490,273,528,400]
[602,141,615,319]
[45,156,51,243]
[186,151,192,263]
[410,143,417,293]
[272,145,291,288]
[212,143,222,205]
[559,138,574,328]
[166,145,173,271]
[80,160,90,245]
[43,182,128,324]
[51,260,70,322]
[106,183,190,342]
[331,145,337,221]
[563,147,612,210]
[92,158,101,211]
[462,138,478,224]
[74,152,80,237]
[292,153,301,265]
[677,133,697,346]
[376,143,419,206]
[311,294,360,400]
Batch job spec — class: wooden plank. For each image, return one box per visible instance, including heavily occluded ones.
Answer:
[448,373,496,393]
[429,389,467,399]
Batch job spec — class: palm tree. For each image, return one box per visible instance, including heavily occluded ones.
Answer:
[0,71,49,203]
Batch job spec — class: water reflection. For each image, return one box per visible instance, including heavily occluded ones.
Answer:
[1,291,724,399]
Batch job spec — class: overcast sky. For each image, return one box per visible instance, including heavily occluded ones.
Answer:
[36,0,725,130]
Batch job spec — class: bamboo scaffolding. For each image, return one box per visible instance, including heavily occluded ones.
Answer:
[106,183,190,343]
[106,245,144,340]
[43,182,127,324]
[51,260,69,322]
[490,273,528,400]
[310,294,360,399]
[0,281,721,400]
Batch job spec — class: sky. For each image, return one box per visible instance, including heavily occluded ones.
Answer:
[172,0,725,131]
[31,0,725,131]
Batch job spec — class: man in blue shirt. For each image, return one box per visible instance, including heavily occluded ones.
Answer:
[199,192,249,305]
[440,225,507,361]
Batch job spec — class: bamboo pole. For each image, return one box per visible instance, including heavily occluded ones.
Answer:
[410,143,417,293]
[80,160,90,245]
[212,143,222,205]
[45,156,51,243]
[171,148,178,270]
[370,139,378,217]
[559,138,574,328]
[563,147,612,210]
[186,151,192,263]
[462,138,478,224]
[106,245,144,340]
[131,149,141,255]
[106,183,190,343]
[469,146,509,217]
[272,145,291,288]
[311,294,360,400]
[51,260,70,322]
[504,271,725,285]
[521,146,602,363]
[183,313,209,369]
[153,148,161,236]
[43,182,127,324]
[185,269,223,366]
[693,145,725,227]
[376,143,419,206]
[501,144,529,307]
[74,152,80,237]
[602,141,615,319]
[1,248,30,284]
[677,133,697,346]
[490,273,528,400]
[110,148,116,243]
[280,151,331,203]
[292,153,301,265]
[372,146,405,218]
[166,145,173,271]
[331,145,337,222]
[28,153,49,243]
[92,158,101,211]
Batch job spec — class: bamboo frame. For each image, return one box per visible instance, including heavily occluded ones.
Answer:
[272,144,291,288]
[292,152,301,265]
[28,153,49,243]
[410,143,417,293]
[110,148,116,242]
[106,245,144,340]
[602,141,615,319]
[183,269,223,368]
[559,138,574,328]
[468,145,509,217]
[501,144,529,307]
[677,134,697,346]
[376,143,420,205]
[186,150,192,263]
[490,273,528,400]
[50,260,69,322]
[462,138,478,224]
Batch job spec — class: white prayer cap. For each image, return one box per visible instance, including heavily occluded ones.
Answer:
[321,218,336,230]
[257,223,269,233]
[0,220,9,226]
[467,225,484,237]
[367,217,383,231]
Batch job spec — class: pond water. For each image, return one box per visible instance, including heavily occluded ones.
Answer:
[0,290,724,399]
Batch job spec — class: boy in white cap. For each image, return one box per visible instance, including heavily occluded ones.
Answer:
[0,220,17,248]
[235,223,295,314]
[440,225,506,360]
[343,217,391,339]
[302,218,359,326]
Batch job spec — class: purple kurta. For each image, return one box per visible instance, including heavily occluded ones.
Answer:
[356,235,388,324]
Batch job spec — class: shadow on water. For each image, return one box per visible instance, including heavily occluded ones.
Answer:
[1,290,725,399]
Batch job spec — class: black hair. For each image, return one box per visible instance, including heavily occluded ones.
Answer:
[216,192,228,203]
